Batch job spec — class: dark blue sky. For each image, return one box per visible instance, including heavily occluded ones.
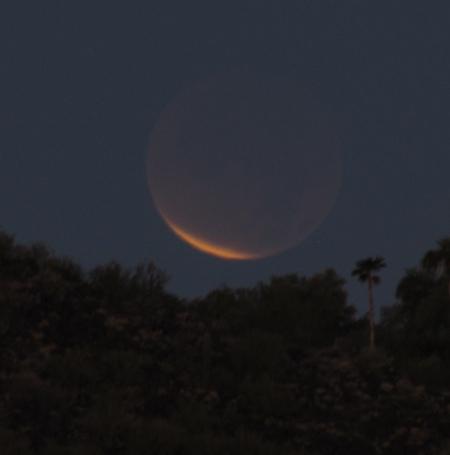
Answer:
[1,2,449,314]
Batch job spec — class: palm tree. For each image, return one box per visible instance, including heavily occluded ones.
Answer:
[421,237,450,299]
[352,256,386,351]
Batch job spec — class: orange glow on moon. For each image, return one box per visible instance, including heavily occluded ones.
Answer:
[162,215,259,260]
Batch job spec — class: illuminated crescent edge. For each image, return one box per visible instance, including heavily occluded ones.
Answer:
[159,213,261,260]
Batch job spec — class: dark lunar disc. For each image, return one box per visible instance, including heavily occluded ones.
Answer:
[147,70,342,260]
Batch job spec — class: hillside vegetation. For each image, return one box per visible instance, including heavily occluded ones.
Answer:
[1,230,449,454]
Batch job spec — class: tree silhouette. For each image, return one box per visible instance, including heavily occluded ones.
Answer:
[352,257,386,351]
[422,237,450,299]
[3,227,450,454]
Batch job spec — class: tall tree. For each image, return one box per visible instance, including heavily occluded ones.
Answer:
[352,257,386,351]
[421,237,450,299]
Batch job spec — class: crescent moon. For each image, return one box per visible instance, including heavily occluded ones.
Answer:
[147,71,342,261]
[161,213,259,260]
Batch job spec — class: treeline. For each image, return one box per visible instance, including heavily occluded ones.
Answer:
[0,230,449,454]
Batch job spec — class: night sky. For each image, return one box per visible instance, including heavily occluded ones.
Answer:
[1,2,450,314]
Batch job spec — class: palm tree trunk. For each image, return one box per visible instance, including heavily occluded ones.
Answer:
[368,276,375,351]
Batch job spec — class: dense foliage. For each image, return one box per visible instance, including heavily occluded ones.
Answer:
[0,230,449,454]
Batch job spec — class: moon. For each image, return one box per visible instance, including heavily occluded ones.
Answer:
[147,70,342,260]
